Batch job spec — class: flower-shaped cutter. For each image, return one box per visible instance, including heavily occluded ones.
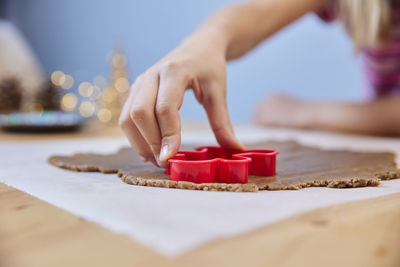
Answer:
[165,146,279,184]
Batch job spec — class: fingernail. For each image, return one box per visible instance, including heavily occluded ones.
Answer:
[230,132,245,150]
[159,144,170,162]
[238,141,246,150]
[140,156,148,162]
[155,153,162,166]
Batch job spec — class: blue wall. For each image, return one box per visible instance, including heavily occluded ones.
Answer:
[9,0,362,121]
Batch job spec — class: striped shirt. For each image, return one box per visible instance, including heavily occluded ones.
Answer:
[318,2,400,99]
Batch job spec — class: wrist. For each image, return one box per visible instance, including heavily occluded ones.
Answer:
[181,25,231,58]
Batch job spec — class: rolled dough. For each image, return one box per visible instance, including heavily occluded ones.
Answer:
[48,141,399,192]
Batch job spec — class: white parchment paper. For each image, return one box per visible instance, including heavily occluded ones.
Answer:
[1,126,399,257]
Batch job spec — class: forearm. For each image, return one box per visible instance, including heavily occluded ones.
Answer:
[183,0,327,60]
[310,97,400,136]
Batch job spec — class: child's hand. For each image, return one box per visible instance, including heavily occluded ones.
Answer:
[253,92,311,129]
[119,39,244,167]
[254,92,400,136]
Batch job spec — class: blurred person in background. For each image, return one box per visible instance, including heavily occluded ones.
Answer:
[119,0,400,167]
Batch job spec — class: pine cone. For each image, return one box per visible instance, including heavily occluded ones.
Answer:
[0,78,23,113]
[35,81,62,111]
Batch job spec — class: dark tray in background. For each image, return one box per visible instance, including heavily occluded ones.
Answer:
[0,111,87,133]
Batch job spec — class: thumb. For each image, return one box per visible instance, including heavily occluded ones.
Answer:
[202,88,245,150]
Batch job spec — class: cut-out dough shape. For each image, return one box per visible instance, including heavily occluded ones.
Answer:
[48,141,400,192]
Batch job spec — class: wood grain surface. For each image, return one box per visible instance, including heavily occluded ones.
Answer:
[1,122,400,267]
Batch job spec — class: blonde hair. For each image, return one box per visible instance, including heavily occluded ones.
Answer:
[338,0,391,49]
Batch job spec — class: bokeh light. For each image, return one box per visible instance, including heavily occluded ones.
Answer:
[115,77,130,93]
[61,93,78,112]
[29,102,44,113]
[79,101,95,117]
[112,69,125,79]
[93,75,107,88]
[112,53,127,67]
[78,82,94,97]
[61,74,74,89]
[102,88,117,103]
[90,85,103,100]
[97,108,112,123]
[51,71,66,86]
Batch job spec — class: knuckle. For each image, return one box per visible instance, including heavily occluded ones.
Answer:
[130,106,150,123]
[164,60,180,70]
[155,103,172,117]
[161,60,183,75]
[159,59,194,83]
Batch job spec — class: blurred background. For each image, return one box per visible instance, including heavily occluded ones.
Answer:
[0,0,362,123]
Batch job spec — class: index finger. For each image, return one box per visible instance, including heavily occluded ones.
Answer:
[155,72,186,162]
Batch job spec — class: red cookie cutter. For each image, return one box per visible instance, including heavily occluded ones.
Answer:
[165,146,279,184]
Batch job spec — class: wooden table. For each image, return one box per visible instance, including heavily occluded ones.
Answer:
[1,123,399,267]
